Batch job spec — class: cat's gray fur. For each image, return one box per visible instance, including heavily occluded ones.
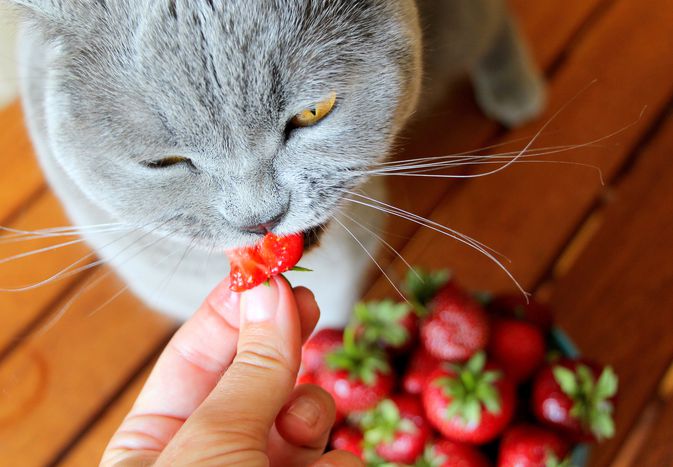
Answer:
[11,0,544,327]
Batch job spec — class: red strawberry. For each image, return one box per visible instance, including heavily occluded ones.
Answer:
[488,319,546,382]
[403,346,441,395]
[416,440,490,467]
[352,300,418,352]
[532,359,618,442]
[227,232,304,292]
[421,282,490,362]
[488,294,554,331]
[315,328,394,414]
[302,328,344,374]
[498,424,571,467]
[423,352,516,444]
[359,395,432,464]
[331,426,364,459]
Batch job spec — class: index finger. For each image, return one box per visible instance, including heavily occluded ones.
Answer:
[103,279,242,461]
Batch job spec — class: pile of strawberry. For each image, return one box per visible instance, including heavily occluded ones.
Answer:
[300,270,619,466]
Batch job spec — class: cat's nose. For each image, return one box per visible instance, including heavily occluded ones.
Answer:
[240,212,286,235]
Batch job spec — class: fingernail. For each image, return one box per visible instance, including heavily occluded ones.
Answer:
[241,281,279,323]
[287,396,321,428]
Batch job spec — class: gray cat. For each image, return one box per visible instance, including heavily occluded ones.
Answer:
[10,0,544,328]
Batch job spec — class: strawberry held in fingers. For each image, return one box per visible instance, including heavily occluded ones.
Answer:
[316,328,394,413]
[498,424,571,467]
[352,300,418,352]
[488,319,546,382]
[302,328,344,374]
[532,359,618,442]
[421,282,490,362]
[423,352,516,444]
[226,232,304,292]
[359,395,432,464]
[416,440,490,467]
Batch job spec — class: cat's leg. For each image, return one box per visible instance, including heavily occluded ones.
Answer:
[471,14,546,128]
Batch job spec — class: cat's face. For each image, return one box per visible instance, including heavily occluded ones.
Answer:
[18,0,422,249]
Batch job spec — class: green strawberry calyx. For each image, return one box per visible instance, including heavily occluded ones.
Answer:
[325,326,390,386]
[403,268,451,317]
[414,444,448,467]
[552,364,619,440]
[434,352,503,427]
[359,399,416,451]
[352,300,412,348]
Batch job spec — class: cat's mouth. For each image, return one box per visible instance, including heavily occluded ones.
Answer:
[303,223,327,252]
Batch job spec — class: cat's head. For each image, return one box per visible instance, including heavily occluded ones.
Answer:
[15,0,422,248]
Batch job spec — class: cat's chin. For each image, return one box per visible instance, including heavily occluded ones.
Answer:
[303,222,328,253]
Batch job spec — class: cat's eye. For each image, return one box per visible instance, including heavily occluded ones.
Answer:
[144,156,193,169]
[290,92,337,128]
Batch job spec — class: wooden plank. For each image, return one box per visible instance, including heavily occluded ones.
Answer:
[367,0,673,298]
[0,193,92,354]
[510,0,610,70]
[549,110,673,465]
[0,272,176,466]
[634,397,673,467]
[374,0,608,257]
[57,365,153,467]
[0,101,45,221]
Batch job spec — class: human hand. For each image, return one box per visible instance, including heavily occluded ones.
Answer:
[101,276,362,466]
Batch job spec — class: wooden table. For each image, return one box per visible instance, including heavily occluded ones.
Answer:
[2,0,673,465]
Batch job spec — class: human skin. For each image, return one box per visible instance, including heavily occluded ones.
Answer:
[101,276,361,467]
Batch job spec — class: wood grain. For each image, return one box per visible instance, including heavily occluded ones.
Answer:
[367,0,673,298]
[0,273,175,466]
[0,193,92,355]
[633,396,673,467]
[551,109,673,465]
[58,365,153,467]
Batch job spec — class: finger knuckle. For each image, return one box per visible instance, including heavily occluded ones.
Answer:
[233,343,292,377]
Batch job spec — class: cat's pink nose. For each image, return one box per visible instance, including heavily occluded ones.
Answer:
[240,212,285,235]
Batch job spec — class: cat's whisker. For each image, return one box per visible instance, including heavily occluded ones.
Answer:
[36,227,181,335]
[342,197,502,266]
[373,159,606,185]
[333,217,409,303]
[155,238,198,295]
[371,133,562,167]
[340,191,529,297]
[343,190,509,262]
[370,145,580,171]
[88,243,190,319]
[338,210,420,281]
[0,237,93,266]
[0,222,129,239]
[370,92,644,177]
[366,144,599,174]
[0,226,131,244]
[0,219,170,292]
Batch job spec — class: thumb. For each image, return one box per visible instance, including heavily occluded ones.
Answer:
[157,276,303,466]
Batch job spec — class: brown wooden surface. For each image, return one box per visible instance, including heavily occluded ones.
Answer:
[2,0,673,465]
[551,108,673,466]
[634,397,673,467]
